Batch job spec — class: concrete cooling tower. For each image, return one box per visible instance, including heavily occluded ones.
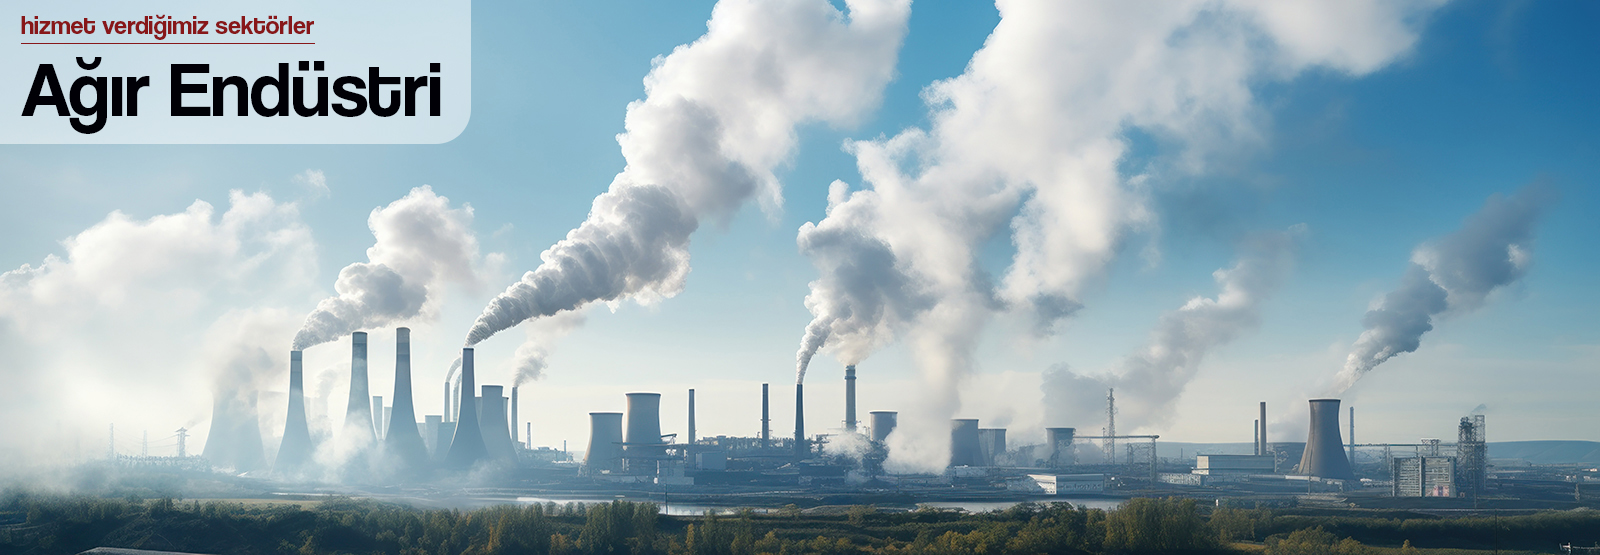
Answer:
[950,419,981,467]
[978,428,1007,466]
[1297,399,1355,480]
[585,412,624,474]
[870,411,897,443]
[624,392,665,472]
[342,332,376,448]
[480,385,516,462]
[274,350,314,472]
[443,347,488,469]
[384,328,428,470]
[204,388,265,471]
[1046,427,1076,467]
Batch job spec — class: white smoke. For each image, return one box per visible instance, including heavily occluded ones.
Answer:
[1041,227,1302,433]
[508,310,586,387]
[463,0,912,348]
[1333,184,1554,392]
[293,186,487,351]
[793,0,1443,471]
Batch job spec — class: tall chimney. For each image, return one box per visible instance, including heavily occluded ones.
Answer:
[949,419,980,467]
[444,380,452,423]
[844,366,857,432]
[687,388,696,445]
[343,332,376,448]
[870,411,897,443]
[585,412,624,474]
[384,328,428,469]
[443,347,488,469]
[1296,399,1354,480]
[761,383,770,448]
[624,392,664,473]
[480,385,516,462]
[511,386,520,445]
[794,383,806,460]
[1258,401,1267,456]
[275,350,314,473]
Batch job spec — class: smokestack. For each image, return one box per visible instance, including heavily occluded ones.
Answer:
[384,328,428,469]
[480,385,516,462]
[844,366,857,432]
[761,383,770,448]
[511,386,520,445]
[978,428,1006,466]
[949,419,980,467]
[444,381,452,423]
[585,412,624,474]
[687,388,696,445]
[343,332,376,447]
[443,347,488,469]
[275,350,314,473]
[625,392,664,473]
[870,411,897,443]
[1259,401,1267,456]
[1046,427,1075,467]
[794,383,806,459]
[1296,399,1354,480]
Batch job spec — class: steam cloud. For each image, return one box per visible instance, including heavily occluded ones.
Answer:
[793,1,1443,471]
[1333,184,1554,392]
[509,310,586,387]
[463,0,912,348]
[1042,228,1302,433]
[293,186,486,351]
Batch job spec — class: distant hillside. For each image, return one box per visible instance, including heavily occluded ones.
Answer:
[1151,440,1600,466]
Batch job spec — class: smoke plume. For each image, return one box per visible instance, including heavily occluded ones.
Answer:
[463,0,912,348]
[1042,227,1302,433]
[508,310,586,387]
[1333,184,1554,392]
[293,186,486,351]
[793,0,1442,471]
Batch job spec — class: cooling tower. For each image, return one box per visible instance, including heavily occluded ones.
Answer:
[384,328,428,469]
[204,388,265,471]
[624,392,665,472]
[480,385,516,462]
[435,421,456,461]
[978,428,1007,466]
[342,332,377,447]
[870,411,897,443]
[1296,399,1355,480]
[844,366,857,432]
[1046,427,1076,467]
[794,383,806,459]
[275,351,314,472]
[443,347,488,469]
[585,412,625,474]
[950,419,981,467]
[372,396,385,440]
[761,383,770,448]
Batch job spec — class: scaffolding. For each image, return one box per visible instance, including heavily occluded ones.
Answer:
[1457,415,1487,501]
[1076,434,1158,483]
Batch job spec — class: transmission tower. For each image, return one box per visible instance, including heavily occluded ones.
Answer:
[1105,388,1117,465]
[175,427,189,458]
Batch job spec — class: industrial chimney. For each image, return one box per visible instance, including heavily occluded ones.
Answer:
[761,383,770,448]
[794,383,806,459]
[384,328,428,470]
[1296,399,1355,480]
[978,428,1007,466]
[950,419,981,467]
[869,411,897,443]
[624,392,665,473]
[275,350,314,473]
[844,366,857,432]
[342,332,377,448]
[511,386,520,445]
[1258,401,1267,456]
[585,412,625,474]
[480,385,516,462]
[687,388,696,445]
[443,347,488,469]
[1046,427,1076,467]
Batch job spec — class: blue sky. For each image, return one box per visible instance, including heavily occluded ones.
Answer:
[0,0,1596,462]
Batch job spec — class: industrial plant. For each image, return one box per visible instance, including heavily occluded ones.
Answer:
[78,329,1589,513]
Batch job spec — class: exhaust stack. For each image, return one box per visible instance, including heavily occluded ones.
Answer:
[761,383,770,448]
[342,332,377,449]
[511,386,520,445]
[949,419,980,467]
[1296,399,1355,480]
[794,383,806,459]
[384,328,428,469]
[1258,402,1267,455]
[687,388,696,445]
[869,411,897,443]
[275,351,314,472]
[585,412,624,474]
[443,347,488,469]
[844,366,857,432]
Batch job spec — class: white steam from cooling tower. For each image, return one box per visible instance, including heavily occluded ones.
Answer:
[792,0,1445,471]
[1041,227,1302,433]
[293,186,488,351]
[462,0,912,350]
[1332,183,1555,393]
[509,310,586,387]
